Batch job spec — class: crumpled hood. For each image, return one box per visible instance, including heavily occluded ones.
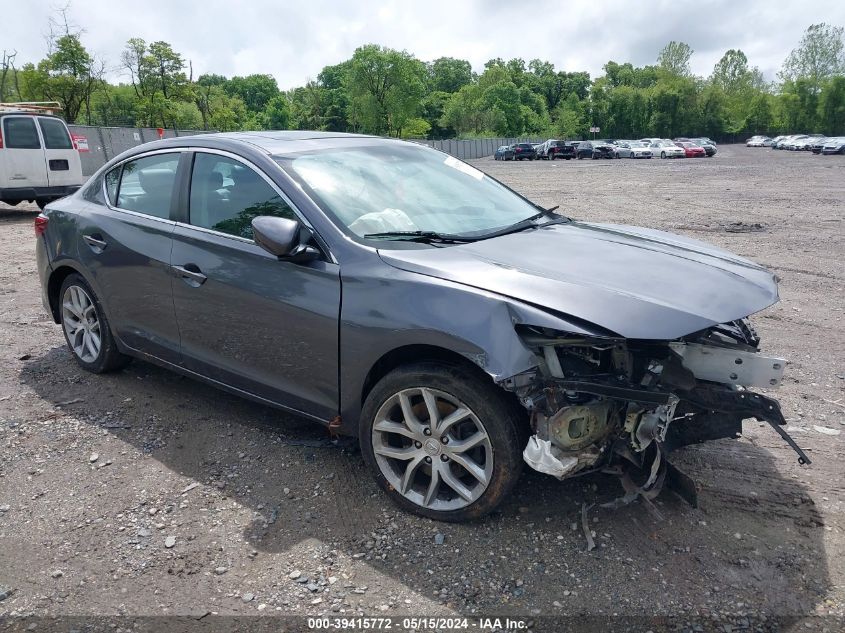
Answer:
[378,221,779,340]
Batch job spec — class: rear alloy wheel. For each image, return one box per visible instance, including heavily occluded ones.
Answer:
[59,274,130,373]
[361,363,524,522]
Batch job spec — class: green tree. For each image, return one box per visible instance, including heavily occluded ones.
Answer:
[526,60,591,112]
[225,74,280,113]
[711,50,764,95]
[779,23,845,93]
[554,93,585,138]
[428,57,473,93]
[818,76,845,134]
[317,61,351,132]
[421,90,454,138]
[121,38,188,127]
[441,83,488,136]
[0,50,20,102]
[745,93,774,134]
[606,85,649,138]
[710,49,766,133]
[781,78,821,131]
[30,33,103,123]
[288,81,326,130]
[262,94,291,129]
[90,83,138,126]
[657,41,693,77]
[344,45,427,136]
[698,86,728,139]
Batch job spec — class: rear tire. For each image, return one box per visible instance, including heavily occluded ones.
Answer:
[360,362,525,522]
[59,273,130,374]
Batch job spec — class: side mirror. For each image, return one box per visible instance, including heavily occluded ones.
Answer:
[251,216,320,263]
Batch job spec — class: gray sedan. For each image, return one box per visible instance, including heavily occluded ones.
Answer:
[34,132,806,522]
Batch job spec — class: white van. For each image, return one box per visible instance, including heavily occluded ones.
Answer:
[0,110,84,209]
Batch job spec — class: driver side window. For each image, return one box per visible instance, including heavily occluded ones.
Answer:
[188,153,296,239]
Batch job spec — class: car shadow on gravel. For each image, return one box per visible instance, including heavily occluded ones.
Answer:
[21,346,831,616]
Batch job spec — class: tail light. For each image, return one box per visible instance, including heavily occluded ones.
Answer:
[0,128,3,149]
[34,214,48,237]
[515,147,522,153]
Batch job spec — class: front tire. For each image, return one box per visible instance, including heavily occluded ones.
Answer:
[661,151,666,159]
[59,274,130,373]
[360,363,525,522]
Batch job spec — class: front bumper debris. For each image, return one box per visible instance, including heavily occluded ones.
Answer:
[669,342,785,388]
[505,322,809,507]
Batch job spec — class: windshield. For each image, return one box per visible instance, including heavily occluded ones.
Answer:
[280,141,548,240]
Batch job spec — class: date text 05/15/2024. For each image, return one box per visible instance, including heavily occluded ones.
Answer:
[307,616,528,630]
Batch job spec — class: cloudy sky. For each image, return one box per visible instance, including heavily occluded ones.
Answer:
[4,0,845,88]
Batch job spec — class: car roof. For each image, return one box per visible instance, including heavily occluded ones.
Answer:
[110,130,412,161]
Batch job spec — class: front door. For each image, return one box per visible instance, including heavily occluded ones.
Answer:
[170,151,341,421]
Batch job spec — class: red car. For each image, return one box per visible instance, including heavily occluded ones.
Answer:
[676,141,706,157]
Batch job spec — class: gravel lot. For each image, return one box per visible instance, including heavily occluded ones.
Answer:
[0,146,843,631]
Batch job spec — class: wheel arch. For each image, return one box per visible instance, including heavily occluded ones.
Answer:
[358,343,531,446]
[360,344,496,411]
[46,262,92,323]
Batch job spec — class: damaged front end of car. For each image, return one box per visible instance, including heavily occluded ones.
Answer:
[500,319,809,507]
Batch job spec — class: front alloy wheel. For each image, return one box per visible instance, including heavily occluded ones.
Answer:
[361,363,524,521]
[372,387,493,511]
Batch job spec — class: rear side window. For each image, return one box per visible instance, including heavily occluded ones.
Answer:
[38,118,73,149]
[189,153,296,239]
[116,153,180,219]
[3,117,41,149]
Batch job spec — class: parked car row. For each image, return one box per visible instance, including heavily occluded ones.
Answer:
[494,137,716,161]
[746,134,845,154]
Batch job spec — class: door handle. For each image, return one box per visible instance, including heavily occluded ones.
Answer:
[82,234,107,253]
[171,264,208,287]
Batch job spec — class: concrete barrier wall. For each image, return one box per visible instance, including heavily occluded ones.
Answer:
[66,125,546,176]
[67,125,213,176]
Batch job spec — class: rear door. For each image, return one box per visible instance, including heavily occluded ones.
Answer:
[170,151,341,420]
[1,115,49,188]
[77,151,183,363]
[37,117,83,187]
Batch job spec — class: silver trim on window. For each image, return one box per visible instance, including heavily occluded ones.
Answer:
[98,145,335,262]
[101,148,185,225]
[178,148,335,262]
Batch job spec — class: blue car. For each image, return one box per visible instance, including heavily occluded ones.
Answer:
[494,145,514,160]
